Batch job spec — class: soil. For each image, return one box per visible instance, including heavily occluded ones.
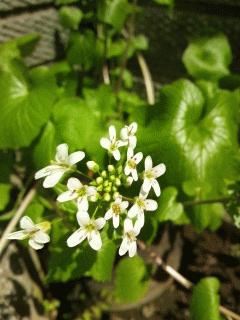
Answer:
[48,222,240,320]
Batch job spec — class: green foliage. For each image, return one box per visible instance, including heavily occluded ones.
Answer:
[114,256,149,303]
[182,35,232,80]
[157,187,189,224]
[190,277,221,320]
[137,79,239,230]
[0,184,11,211]
[59,6,83,30]
[153,0,174,6]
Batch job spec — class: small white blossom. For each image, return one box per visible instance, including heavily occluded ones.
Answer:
[7,216,50,250]
[120,122,138,149]
[119,218,140,257]
[35,144,85,188]
[100,125,127,161]
[57,177,97,211]
[104,197,129,228]
[67,211,105,250]
[128,193,158,228]
[142,156,166,197]
[124,148,143,181]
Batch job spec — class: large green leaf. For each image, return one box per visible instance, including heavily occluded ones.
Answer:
[190,277,221,320]
[59,6,83,30]
[182,35,232,80]
[137,79,239,230]
[0,64,58,149]
[114,256,149,303]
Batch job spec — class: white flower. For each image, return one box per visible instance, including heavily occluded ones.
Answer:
[100,125,127,161]
[67,211,105,251]
[7,216,50,250]
[120,122,138,149]
[124,148,143,181]
[142,156,166,196]
[119,218,140,257]
[86,161,99,172]
[104,197,129,228]
[35,144,85,188]
[128,193,158,228]
[57,177,97,211]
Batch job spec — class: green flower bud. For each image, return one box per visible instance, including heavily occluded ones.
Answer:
[101,170,107,178]
[97,185,103,192]
[96,177,103,185]
[89,194,99,202]
[108,165,115,173]
[112,186,117,192]
[104,186,111,193]
[103,180,109,187]
[113,192,120,199]
[110,175,115,182]
[86,161,99,173]
[103,193,111,202]
[115,178,121,186]
[117,165,123,174]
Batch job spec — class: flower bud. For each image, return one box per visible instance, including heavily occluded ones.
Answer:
[86,161,99,173]
[101,170,107,178]
[103,180,109,187]
[112,186,117,192]
[103,193,111,202]
[117,165,123,174]
[104,186,111,193]
[97,185,103,192]
[89,194,99,202]
[115,178,121,186]
[113,192,120,199]
[108,165,115,173]
[110,175,115,182]
[96,177,103,185]
[125,176,133,186]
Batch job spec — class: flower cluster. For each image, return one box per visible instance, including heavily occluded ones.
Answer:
[7,122,166,257]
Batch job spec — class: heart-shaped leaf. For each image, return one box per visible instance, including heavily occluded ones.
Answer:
[137,79,239,230]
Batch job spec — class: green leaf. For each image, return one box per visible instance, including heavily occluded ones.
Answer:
[14,33,40,57]
[0,184,11,211]
[153,0,174,6]
[190,277,221,320]
[67,30,103,70]
[114,256,149,303]
[33,121,57,168]
[0,63,58,149]
[137,79,239,230]
[59,6,83,30]
[97,0,132,31]
[157,187,189,225]
[88,230,117,282]
[132,35,148,51]
[47,221,97,282]
[182,34,232,80]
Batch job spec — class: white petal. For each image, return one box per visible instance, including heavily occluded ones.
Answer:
[35,165,61,179]
[129,240,137,257]
[57,190,77,202]
[77,197,89,211]
[117,140,128,147]
[95,218,106,230]
[104,209,113,220]
[109,125,116,141]
[127,147,134,160]
[152,179,161,197]
[100,137,111,150]
[67,177,82,191]
[131,169,138,181]
[88,231,102,251]
[87,186,97,196]
[33,230,50,244]
[67,228,87,247]
[129,122,137,134]
[141,179,152,195]
[134,152,143,164]
[120,201,129,210]
[119,237,129,256]
[136,212,145,229]
[145,199,158,211]
[129,136,137,149]
[68,151,85,165]
[43,169,66,188]
[115,196,122,204]
[124,218,133,233]
[128,204,140,218]
[113,214,120,229]
[7,230,27,240]
[20,216,35,230]
[113,149,121,161]
[133,222,141,236]
[152,163,166,178]
[76,211,90,227]
[29,239,44,250]
[124,165,131,176]
[55,143,68,162]
[120,127,128,140]
[145,156,153,170]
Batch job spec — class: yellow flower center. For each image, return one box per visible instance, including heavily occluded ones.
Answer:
[112,203,121,215]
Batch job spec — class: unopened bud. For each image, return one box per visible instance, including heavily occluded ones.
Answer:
[103,193,111,202]
[115,178,121,186]
[110,175,115,182]
[87,161,99,173]
[112,186,117,192]
[97,185,103,192]
[103,180,109,187]
[113,192,120,199]
[104,186,111,193]
[108,165,115,173]
[117,165,123,174]
[96,177,103,185]
[101,170,107,178]
[125,176,133,186]
[89,194,99,202]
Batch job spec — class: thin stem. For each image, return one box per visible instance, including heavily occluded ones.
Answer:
[137,53,155,105]
[138,240,240,320]
[0,187,37,257]
[75,170,93,181]
[183,196,231,207]
[122,195,135,202]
